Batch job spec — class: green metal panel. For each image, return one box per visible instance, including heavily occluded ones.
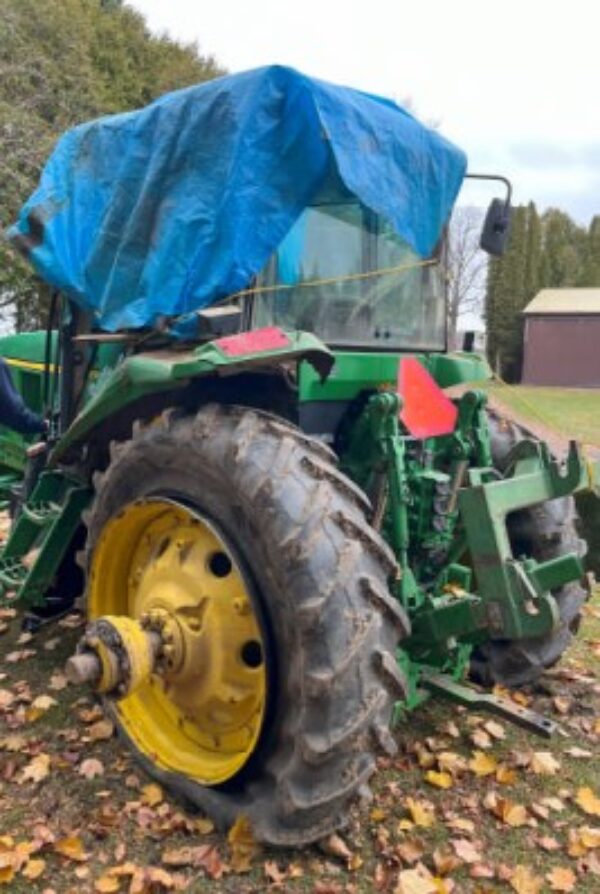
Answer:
[50,331,333,463]
[298,350,492,402]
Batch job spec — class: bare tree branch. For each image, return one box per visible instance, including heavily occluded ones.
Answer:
[446,206,488,345]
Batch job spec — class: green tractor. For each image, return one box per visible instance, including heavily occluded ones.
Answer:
[0,67,594,846]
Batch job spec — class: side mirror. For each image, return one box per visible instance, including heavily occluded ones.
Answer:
[480,198,512,256]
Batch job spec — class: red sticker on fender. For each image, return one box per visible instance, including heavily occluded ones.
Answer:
[215,326,291,357]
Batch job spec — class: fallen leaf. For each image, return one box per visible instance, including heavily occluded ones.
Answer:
[510,865,543,894]
[162,844,210,866]
[451,838,482,864]
[0,735,26,752]
[580,826,600,848]
[415,744,436,769]
[228,815,259,873]
[25,694,58,722]
[43,637,60,651]
[130,866,177,892]
[530,751,560,775]
[48,672,68,691]
[370,807,387,822]
[0,690,15,710]
[395,865,437,894]
[21,858,46,880]
[565,746,592,758]
[442,721,460,739]
[20,753,50,783]
[537,835,562,852]
[502,801,528,827]
[54,836,89,862]
[87,718,114,742]
[470,728,492,750]
[540,796,565,812]
[553,695,571,714]
[470,862,495,879]
[436,751,466,776]
[424,770,453,789]
[396,839,425,865]
[141,783,163,806]
[406,798,435,828]
[432,847,461,876]
[264,860,287,885]
[483,719,505,739]
[95,875,121,893]
[446,817,475,834]
[575,787,600,817]
[193,817,214,835]
[496,765,517,785]
[78,705,104,724]
[469,751,497,776]
[58,612,85,629]
[4,649,36,663]
[546,866,577,892]
[79,758,104,779]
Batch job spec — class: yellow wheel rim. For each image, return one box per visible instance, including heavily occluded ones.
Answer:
[88,498,267,785]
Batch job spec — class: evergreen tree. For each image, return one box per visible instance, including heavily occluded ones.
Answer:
[523,202,542,299]
[579,216,600,285]
[539,209,586,288]
[485,202,600,382]
[484,205,529,380]
[0,0,223,330]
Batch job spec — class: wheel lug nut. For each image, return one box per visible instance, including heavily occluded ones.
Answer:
[233,598,250,615]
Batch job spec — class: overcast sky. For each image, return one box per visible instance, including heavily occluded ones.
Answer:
[130,0,600,223]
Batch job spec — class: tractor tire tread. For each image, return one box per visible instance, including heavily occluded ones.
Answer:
[83,402,407,846]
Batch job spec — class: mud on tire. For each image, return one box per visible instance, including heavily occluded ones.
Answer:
[84,404,409,845]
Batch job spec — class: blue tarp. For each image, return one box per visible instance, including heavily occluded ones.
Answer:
[8,65,467,332]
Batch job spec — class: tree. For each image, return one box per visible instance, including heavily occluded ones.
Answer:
[485,205,530,381]
[0,0,223,330]
[485,202,600,382]
[578,215,600,285]
[539,209,586,288]
[446,206,487,345]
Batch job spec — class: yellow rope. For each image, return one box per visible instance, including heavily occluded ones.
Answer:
[220,258,437,303]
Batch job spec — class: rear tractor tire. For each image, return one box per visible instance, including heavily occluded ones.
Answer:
[470,413,588,688]
[83,404,409,845]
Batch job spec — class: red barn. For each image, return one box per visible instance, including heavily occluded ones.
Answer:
[522,288,600,387]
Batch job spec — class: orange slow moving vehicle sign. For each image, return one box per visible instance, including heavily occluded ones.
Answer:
[398,357,458,438]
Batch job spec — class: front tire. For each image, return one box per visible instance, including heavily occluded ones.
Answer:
[84,404,409,845]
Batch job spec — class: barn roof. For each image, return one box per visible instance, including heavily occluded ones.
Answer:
[523,288,600,315]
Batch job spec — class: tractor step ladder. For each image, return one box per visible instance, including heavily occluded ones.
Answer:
[0,470,92,609]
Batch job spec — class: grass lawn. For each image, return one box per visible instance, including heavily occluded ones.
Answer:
[484,383,600,447]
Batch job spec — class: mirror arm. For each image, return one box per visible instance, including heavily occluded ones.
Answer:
[464,173,512,207]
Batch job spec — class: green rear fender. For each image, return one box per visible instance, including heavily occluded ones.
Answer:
[50,330,333,464]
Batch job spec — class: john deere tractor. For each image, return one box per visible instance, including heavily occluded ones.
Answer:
[0,66,595,845]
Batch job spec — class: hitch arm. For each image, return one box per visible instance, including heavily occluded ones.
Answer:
[422,672,559,738]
